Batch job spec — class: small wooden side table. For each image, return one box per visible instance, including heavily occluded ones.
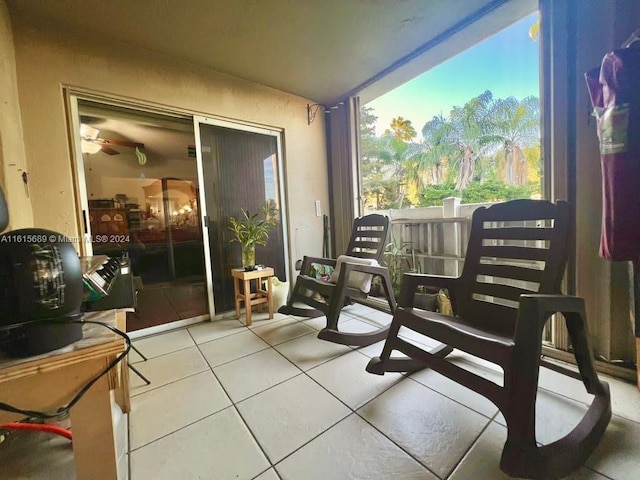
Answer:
[0,310,126,480]
[232,267,274,326]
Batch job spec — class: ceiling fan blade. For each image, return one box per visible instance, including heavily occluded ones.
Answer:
[101,146,120,155]
[95,138,144,149]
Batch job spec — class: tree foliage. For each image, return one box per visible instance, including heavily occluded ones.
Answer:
[359,90,542,208]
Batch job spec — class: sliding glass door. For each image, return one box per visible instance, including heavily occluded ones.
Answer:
[194,117,289,315]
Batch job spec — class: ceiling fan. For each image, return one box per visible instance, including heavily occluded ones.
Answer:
[80,124,145,156]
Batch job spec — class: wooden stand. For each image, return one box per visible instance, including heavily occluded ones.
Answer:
[232,267,274,326]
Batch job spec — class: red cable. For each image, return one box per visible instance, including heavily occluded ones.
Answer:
[0,422,72,441]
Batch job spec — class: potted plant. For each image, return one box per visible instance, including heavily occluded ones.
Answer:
[383,235,413,298]
[228,203,277,269]
[383,236,439,311]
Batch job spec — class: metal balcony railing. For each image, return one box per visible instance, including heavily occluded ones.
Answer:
[368,197,557,347]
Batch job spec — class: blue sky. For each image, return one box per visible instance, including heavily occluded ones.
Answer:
[366,12,540,138]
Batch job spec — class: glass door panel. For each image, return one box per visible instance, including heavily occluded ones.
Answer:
[74,98,208,331]
[195,118,288,314]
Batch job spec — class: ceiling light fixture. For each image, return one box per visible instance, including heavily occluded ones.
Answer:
[81,139,102,154]
[80,124,99,141]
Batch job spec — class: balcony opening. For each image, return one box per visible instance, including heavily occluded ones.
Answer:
[357,11,551,335]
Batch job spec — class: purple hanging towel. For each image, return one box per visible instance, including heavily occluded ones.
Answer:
[585,44,640,261]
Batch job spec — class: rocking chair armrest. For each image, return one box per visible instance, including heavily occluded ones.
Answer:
[299,256,337,275]
[517,294,586,326]
[514,294,587,346]
[515,294,606,396]
[398,273,459,308]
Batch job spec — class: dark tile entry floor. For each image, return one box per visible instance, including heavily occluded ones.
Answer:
[126,282,208,332]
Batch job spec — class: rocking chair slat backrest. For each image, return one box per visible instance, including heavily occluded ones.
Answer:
[344,214,390,261]
[457,199,571,335]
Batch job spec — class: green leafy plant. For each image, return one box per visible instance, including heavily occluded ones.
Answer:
[309,263,334,281]
[383,236,415,296]
[227,204,278,248]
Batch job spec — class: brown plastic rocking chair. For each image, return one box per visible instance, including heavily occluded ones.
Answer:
[278,214,396,346]
[366,199,611,479]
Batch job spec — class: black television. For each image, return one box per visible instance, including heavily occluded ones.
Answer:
[0,187,84,357]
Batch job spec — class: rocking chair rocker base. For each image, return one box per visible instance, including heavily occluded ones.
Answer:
[499,381,611,480]
[366,343,454,374]
[318,324,391,347]
[277,304,324,319]
[278,304,393,347]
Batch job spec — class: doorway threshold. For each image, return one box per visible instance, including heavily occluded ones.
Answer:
[128,314,209,340]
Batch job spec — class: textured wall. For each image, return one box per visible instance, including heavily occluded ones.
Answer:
[0,0,33,230]
[8,15,329,276]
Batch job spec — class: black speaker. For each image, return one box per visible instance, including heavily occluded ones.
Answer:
[0,229,84,357]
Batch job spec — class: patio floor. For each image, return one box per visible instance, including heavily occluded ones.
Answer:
[4,304,640,479]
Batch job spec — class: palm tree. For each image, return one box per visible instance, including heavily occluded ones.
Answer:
[489,96,540,186]
[374,132,414,208]
[387,117,417,141]
[409,114,457,187]
[448,90,497,190]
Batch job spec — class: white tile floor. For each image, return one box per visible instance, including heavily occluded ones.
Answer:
[123,303,640,480]
[6,304,637,479]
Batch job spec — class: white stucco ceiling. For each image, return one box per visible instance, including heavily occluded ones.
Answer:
[7,0,535,105]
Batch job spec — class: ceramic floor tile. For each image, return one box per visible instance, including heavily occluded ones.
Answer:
[129,328,195,363]
[274,332,352,371]
[492,385,621,463]
[452,350,504,378]
[247,311,290,327]
[355,340,388,358]
[254,468,280,480]
[129,346,209,396]
[340,303,383,317]
[529,389,590,445]
[307,350,404,409]
[236,374,350,463]
[341,307,393,328]
[449,421,512,480]
[130,407,269,480]
[300,315,329,331]
[538,364,596,404]
[129,371,231,450]
[213,348,301,402]
[276,414,436,480]
[358,379,489,478]
[410,367,499,418]
[607,375,640,423]
[537,366,640,458]
[493,388,588,437]
[187,319,245,344]
[338,317,387,333]
[585,414,640,480]
[251,317,316,346]
[450,422,607,480]
[198,330,270,368]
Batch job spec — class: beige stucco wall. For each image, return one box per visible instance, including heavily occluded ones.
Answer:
[8,14,328,272]
[0,0,33,230]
